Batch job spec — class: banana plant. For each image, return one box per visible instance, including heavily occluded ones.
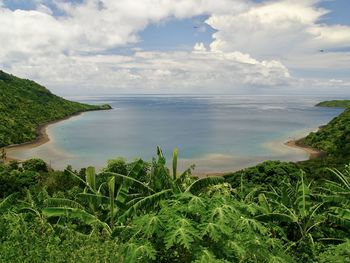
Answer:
[317,164,350,229]
[255,171,325,247]
[42,148,224,233]
[42,166,144,232]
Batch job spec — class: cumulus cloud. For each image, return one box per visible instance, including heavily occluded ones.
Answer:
[207,0,350,65]
[0,0,248,57]
[8,48,292,94]
[0,0,349,94]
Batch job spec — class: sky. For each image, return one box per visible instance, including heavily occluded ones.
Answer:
[0,0,349,95]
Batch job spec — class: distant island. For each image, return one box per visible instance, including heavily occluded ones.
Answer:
[0,70,111,149]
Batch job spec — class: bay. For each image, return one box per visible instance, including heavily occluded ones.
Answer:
[9,95,344,173]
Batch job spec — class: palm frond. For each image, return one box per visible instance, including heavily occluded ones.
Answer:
[101,172,155,193]
[45,198,84,209]
[185,176,224,194]
[68,170,95,193]
[327,167,350,190]
[120,189,172,221]
[328,207,350,228]
[255,213,295,223]
[42,207,111,233]
[76,193,109,206]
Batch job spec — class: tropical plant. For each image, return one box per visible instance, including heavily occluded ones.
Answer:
[42,148,224,234]
[255,171,325,260]
[316,164,350,230]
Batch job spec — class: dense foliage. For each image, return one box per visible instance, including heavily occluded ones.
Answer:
[0,146,349,262]
[0,70,111,147]
[0,74,349,262]
[301,104,350,155]
[316,100,350,108]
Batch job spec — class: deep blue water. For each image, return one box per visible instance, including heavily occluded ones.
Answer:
[10,95,344,172]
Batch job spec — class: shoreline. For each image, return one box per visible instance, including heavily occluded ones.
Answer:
[3,116,324,174]
[3,112,85,163]
[284,139,324,159]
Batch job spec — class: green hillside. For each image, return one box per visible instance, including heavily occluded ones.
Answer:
[316,100,350,108]
[0,70,110,147]
[299,101,350,156]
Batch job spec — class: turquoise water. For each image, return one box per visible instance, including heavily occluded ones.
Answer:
[10,95,344,172]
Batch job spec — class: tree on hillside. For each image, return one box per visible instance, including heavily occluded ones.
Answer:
[0,148,6,163]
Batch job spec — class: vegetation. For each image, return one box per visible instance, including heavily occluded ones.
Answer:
[316,100,350,108]
[0,72,349,262]
[0,144,349,262]
[300,104,350,156]
[0,70,111,147]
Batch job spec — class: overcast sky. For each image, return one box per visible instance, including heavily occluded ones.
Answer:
[1,0,350,95]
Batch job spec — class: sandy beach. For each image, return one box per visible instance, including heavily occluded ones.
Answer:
[3,112,84,163]
[284,139,323,159]
[2,110,324,174]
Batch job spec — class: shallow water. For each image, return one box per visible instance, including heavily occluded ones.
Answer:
[10,95,344,172]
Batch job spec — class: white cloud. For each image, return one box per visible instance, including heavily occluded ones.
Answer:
[0,0,349,94]
[207,0,350,65]
[194,42,207,52]
[7,48,292,94]
[0,0,249,58]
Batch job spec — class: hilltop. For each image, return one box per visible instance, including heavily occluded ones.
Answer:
[316,100,350,108]
[298,100,350,156]
[0,70,111,147]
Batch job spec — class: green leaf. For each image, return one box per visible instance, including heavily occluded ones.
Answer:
[194,249,227,263]
[120,189,172,220]
[172,148,178,180]
[122,242,156,263]
[0,193,18,213]
[165,217,198,250]
[185,176,224,194]
[44,198,84,210]
[86,166,96,192]
[42,207,111,233]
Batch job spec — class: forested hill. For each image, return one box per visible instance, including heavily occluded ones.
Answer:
[0,70,111,147]
[300,100,350,156]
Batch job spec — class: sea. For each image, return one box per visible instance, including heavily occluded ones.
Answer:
[9,95,344,173]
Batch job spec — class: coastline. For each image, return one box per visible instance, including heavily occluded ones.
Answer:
[3,114,324,174]
[284,139,324,159]
[3,112,85,163]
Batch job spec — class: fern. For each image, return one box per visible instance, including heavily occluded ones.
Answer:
[194,249,227,263]
[200,221,231,242]
[165,217,198,250]
[122,242,156,263]
[132,213,164,239]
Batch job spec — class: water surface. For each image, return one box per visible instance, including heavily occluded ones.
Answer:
[10,95,344,172]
